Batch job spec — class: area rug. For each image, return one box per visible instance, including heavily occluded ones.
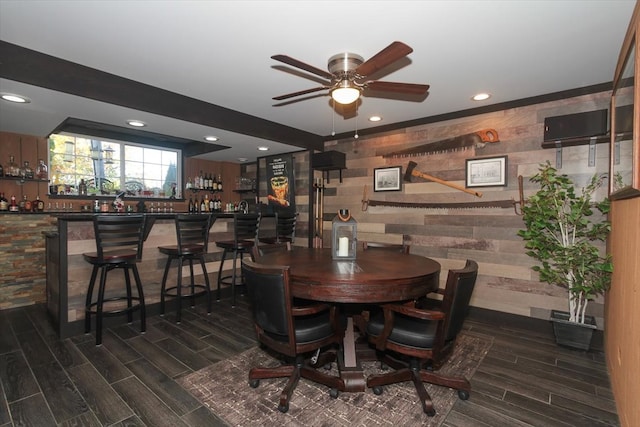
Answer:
[179,333,491,426]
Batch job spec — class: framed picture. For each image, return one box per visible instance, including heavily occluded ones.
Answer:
[374,166,402,192]
[465,156,508,188]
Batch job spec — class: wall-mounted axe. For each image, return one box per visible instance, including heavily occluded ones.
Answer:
[404,161,482,198]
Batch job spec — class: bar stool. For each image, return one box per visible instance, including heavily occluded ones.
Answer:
[216,212,260,307]
[158,214,214,323]
[258,209,297,244]
[83,215,146,346]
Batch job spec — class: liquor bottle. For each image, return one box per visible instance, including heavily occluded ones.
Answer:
[185,176,192,191]
[36,159,48,180]
[200,196,206,213]
[198,170,204,189]
[23,161,34,179]
[24,195,33,212]
[203,194,209,212]
[9,195,19,212]
[188,196,194,213]
[209,194,214,212]
[217,174,223,192]
[0,192,8,211]
[7,155,19,177]
[34,195,45,212]
[78,179,88,196]
[0,161,4,177]
[212,174,218,191]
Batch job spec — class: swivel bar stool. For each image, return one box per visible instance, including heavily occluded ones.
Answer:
[158,214,214,323]
[258,209,297,245]
[216,212,260,307]
[83,214,146,346]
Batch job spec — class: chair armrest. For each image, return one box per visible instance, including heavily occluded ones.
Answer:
[292,303,331,317]
[381,303,445,321]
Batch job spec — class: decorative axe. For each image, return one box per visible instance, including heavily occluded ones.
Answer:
[404,161,482,198]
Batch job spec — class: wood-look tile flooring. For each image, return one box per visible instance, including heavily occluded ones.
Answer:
[0,298,619,426]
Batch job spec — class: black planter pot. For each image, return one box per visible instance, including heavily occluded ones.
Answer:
[550,310,597,351]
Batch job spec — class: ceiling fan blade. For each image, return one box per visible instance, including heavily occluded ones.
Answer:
[355,41,414,77]
[271,54,334,80]
[365,81,429,95]
[273,86,329,100]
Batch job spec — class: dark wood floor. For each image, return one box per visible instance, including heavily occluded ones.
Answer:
[0,297,619,426]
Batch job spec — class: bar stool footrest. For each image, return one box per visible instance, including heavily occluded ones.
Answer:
[163,285,209,299]
[86,296,144,317]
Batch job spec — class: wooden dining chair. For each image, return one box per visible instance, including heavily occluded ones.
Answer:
[362,241,410,254]
[366,259,478,416]
[242,259,345,413]
[250,241,291,261]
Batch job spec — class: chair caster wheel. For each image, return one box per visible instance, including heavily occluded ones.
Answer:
[329,388,339,399]
[278,403,289,413]
[372,386,383,395]
[426,409,436,417]
[324,363,332,370]
[458,390,470,400]
[249,379,260,388]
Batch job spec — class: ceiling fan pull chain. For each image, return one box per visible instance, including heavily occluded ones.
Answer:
[331,98,336,136]
[354,103,359,139]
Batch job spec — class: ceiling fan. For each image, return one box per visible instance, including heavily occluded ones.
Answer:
[271,41,429,105]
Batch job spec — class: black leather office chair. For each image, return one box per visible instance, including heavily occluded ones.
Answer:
[215,213,260,306]
[83,215,146,345]
[158,214,214,323]
[242,259,345,413]
[258,209,296,244]
[366,259,479,416]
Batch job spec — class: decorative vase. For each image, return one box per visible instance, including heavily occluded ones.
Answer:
[550,310,597,351]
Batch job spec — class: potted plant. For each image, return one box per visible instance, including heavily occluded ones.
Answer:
[518,162,612,350]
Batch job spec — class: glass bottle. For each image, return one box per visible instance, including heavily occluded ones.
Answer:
[36,159,48,180]
[0,161,4,177]
[9,195,19,212]
[0,192,8,211]
[24,195,32,212]
[23,161,34,179]
[78,179,88,196]
[8,155,19,177]
[217,174,223,192]
[34,195,45,212]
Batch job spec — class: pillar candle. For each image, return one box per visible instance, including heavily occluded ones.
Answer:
[338,236,349,256]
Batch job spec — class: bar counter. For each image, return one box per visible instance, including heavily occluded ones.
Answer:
[45,211,271,338]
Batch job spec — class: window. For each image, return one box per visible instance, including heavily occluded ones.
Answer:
[48,133,181,199]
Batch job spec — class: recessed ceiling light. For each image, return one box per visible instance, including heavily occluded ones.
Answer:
[1,93,31,103]
[237,157,248,162]
[257,146,269,151]
[127,120,146,127]
[369,115,382,122]
[472,93,491,101]
[204,135,219,142]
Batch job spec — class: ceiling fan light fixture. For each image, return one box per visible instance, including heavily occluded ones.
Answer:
[331,80,361,105]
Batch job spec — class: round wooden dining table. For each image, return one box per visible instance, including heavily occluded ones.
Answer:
[258,247,441,392]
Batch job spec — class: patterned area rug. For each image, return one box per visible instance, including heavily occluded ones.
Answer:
[179,333,491,426]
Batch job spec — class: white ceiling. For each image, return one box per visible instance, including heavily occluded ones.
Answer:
[0,0,636,163]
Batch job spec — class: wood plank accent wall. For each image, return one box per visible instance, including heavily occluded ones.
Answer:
[606,197,640,427]
[318,91,612,327]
